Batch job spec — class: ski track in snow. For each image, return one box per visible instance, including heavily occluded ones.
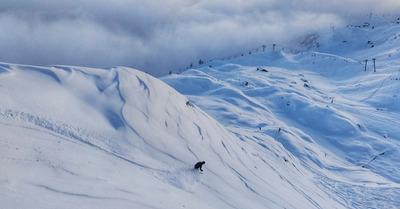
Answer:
[0,108,166,173]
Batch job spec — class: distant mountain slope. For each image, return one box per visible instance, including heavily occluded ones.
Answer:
[162,17,400,208]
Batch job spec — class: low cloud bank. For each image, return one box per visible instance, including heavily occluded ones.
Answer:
[1,0,399,76]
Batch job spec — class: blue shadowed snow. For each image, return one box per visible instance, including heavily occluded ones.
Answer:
[19,65,62,82]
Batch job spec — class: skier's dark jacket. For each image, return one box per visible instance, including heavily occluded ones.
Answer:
[194,161,205,171]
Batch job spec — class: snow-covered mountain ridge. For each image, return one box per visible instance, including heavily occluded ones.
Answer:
[1,16,400,208]
[0,64,343,209]
[161,17,400,207]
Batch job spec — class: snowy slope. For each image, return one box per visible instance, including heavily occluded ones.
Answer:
[0,64,344,209]
[162,17,400,208]
[1,15,400,209]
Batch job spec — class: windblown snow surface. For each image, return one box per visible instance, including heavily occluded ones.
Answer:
[1,16,400,209]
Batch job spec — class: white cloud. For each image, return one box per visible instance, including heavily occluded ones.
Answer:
[0,0,399,76]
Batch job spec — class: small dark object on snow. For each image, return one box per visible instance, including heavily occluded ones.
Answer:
[194,161,205,172]
[245,81,249,86]
[261,69,268,72]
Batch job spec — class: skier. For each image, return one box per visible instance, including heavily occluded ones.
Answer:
[194,161,205,172]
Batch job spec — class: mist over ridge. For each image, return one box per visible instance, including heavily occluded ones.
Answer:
[1,0,400,75]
